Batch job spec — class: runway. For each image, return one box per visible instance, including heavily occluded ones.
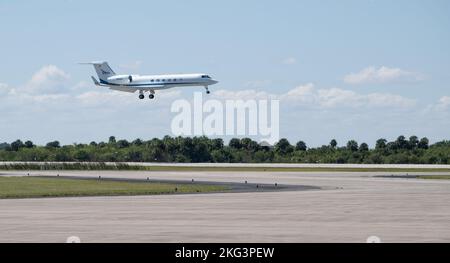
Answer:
[2,161,450,169]
[1,170,450,243]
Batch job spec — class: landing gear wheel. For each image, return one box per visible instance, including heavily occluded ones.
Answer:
[149,94,155,99]
[206,90,211,94]
[139,94,145,100]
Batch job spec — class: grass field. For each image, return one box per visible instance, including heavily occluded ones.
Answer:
[0,176,228,199]
[0,163,450,173]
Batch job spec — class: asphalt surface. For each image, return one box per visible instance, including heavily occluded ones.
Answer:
[1,170,450,243]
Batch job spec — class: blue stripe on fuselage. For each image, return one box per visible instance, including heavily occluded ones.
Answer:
[100,79,197,87]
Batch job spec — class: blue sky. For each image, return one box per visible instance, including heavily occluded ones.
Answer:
[0,0,449,147]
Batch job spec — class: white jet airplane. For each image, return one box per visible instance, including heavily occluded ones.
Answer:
[82,61,219,99]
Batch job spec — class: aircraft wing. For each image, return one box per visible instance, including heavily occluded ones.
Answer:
[140,85,165,91]
[109,87,138,93]
[108,85,164,93]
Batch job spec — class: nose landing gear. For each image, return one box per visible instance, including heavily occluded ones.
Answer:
[205,86,211,94]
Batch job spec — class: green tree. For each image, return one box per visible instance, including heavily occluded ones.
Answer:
[11,140,24,151]
[396,135,407,149]
[276,139,294,155]
[418,137,429,149]
[295,141,307,151]
[126,150,143,162]
[359,143,369,152]
[1,135,449,165]
[346,140,359,152]
[46,141,60,148]
[409,136,419,149]
[191,137,212,162]
[108,136,116,144]
[24,140,35,148]
[375,139,387,150]
[211,138,224,151]
[55,152,71,162]
[116,140,130,148]
[330,139,338,149]
[211,149,231,162]
[0,143,11,151]
[132,139,143,146]
[74,150,90,161]
[248,140,260,152]
[240,138,259,152]
[229,138,241,149]
[240,138,253,150]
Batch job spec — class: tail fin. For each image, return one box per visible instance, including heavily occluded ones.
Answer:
[80,61,116,81]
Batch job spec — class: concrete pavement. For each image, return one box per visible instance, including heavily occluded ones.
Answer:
[0,170,449,242]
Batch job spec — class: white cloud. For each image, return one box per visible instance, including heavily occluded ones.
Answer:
[344,66,423,84]
[212,89,277,101]
[76,89,182,106]
[24,65,70,94]
[434,96,450,111]
[70,81,92,92]
[0,83,10,95]
[365,93,416,108]
[280,83,317,105]
[316,88,363,108]
[29,94,71,103]
[76,91,137,107]
[213,83,416,109]
[282,57,297,65]
[0,65,443,146]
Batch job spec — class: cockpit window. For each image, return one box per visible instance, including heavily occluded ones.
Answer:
[201,75,211,79]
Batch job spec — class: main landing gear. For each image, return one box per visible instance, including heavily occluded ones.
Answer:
[139,90,155,100]
[149,90,155,99]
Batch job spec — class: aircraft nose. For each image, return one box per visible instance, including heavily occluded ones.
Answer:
[211,80,219,85]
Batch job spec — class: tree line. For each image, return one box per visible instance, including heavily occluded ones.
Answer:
[0,135,449,164]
